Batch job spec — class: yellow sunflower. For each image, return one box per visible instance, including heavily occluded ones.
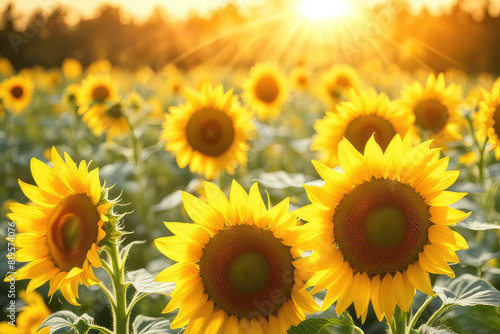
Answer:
[0,290,51,334]
[62,58,83,79]
[5,148,117,305]
[155,180,319,333]
[312,89,414,167]
[398,73,463,147]
[289,66,311,91]
[77,74,118,108]
[161,83,254,180]
[0,75,34,113]
[477,77,500,159]
[294,134,469,323]
[316,65,361,106]
[80,102,130,142]
[242,62,288,121]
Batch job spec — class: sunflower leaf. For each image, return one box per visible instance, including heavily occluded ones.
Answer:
[126,268,175,295]
[457,220,500,230]
[255,171,308,189]
[419,324,457,334]
[39,311,93,334]
[434,274,500,307]
[151,190,183,213]
[287,312,354,334]
[457,247,500,267]
[132,315,181,334]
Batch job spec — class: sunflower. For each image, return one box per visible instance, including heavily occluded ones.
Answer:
[289,66,311,91]
[62,58,83,79]
[80,102,130,142]
[5,148,117,305]
[398,73,463,147]
[316,65,361,106]
[476,77,500,159]
[294,134,469,323]
[0,290,51,334]
[242,62,288,121]
[155,180,319,333]
[77,74,118,108]
[0,75,34,113]
[311,89,414,167]
[161,83,254,180]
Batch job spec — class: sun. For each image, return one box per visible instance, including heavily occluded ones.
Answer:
[299,0,353,20]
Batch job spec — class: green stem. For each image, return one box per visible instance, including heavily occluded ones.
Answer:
[108,243,130,334]
[406,295,436,334]
[88,324,114,334]
[426,304,452,328]
[124,115,148,227]
[477,138,489,186]
[353,325,364,334]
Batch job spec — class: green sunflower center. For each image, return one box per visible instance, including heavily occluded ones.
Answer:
[47,193,100,272]
[199,225,294,318]
[254,75,279,104]
[493,106,500,139]
[414,99,449,132]
[333,178,431,276]
[106,104,123,118]
[186,108,235,157]
[91,85,110,102]
[11,86,23,99]
[344,115,397,154]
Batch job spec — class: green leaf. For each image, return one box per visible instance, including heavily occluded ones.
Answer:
[457,247,500,267]
[126,268,175,295]
[151,190,183,213]
[132,315,181,334]
[39,311,94,334]
[440,305,500,334]
[419,325,457,334]
[434,274,500,307]
[457,220,500,230]
[256,171,308,189]
[287,313,354,334]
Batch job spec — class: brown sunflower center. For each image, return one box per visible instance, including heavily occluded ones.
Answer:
[11,86,24,99]
[199,225,294,318]
[254,75,279,104]
[336,75,351,88]
[106,104,123,118]
[91,85,110,102]
[333,178,431,276]
[47,193,100,272]
[414,99,449,133]
[186,108,235,157]
[297,74,308,87]
[493,106,500,138]
[344,115,397,154]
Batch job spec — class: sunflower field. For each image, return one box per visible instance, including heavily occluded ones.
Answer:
[1,0,500,333]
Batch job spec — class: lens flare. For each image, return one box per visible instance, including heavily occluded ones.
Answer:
[299,0,353,20]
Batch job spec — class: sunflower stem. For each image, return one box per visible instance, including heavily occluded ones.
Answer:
[124,114,149,229]
[108,243,130,334]
[425,304,452,328]
[353,325,364,334]
[406,295,435,334]
[88,324,114,334]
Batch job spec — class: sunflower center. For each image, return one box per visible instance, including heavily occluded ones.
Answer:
[327,83,341,100]
[333,178,431,276]
[344,115,397,154]
[199,225,294,318]
[91,85,110,102]
[186,108,235,157]
[336,75,351,88]
[297,75,308,87]
[414,99,449,132]
[254,75,279,104]
[228,252,269,293]
[11,86,23,99]
[47,193,100,272]
[493,106,500,138]
[106,104,123,118]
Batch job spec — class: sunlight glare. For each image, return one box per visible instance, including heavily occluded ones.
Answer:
[299,0,354,20]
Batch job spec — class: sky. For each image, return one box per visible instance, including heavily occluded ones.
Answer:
[2,0,466,24]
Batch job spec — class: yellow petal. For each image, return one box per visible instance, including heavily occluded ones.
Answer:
[427,191,467,206]
[156,263,199,283]
[205,309,226,334]
[338,138,371,185]
[406,261,434,296]
[248,182,266,226]
[155,236,203,263]
[311,160,352,193]
[204,181,234,223]
[364,134,385,178]
[164,222,210,246]
[181,191,224,231]
[353,272,371,317]
[19,180,61,207]
[229,179,248,224]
